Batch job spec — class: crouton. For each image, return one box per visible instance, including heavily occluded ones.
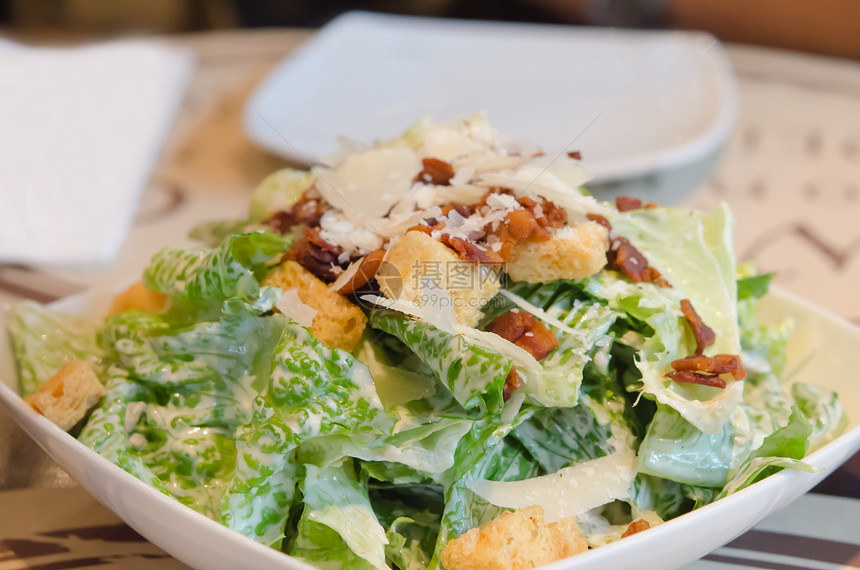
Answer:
[506,221,608,283]
[263,260,366,351]
[26,360,105,431]
[377,231,500,328]
[107,281,169,317]
[440,505,588,570]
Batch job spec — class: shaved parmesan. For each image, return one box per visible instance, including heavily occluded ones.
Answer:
[466,441,637,522]
[276,288,317,327]
[313,147,421,227]
[330,259,362,293]
[480,156,612,219]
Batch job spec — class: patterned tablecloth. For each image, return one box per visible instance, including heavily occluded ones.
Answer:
[0,29,858,569]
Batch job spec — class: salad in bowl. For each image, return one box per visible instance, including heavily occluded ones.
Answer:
[7,114,847,570]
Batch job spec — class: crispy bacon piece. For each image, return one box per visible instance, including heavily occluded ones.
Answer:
[416,158,455,186]
[483,208,551,262]
[607,237,652,282]
[485,310,559,361]
[441,203,472,218]
[503,368,523,401]
[671,354,747,381]
[616,196,643,212]
[621,520,651,538]
[680,299,716,356]
[587,214,670,287]
[586,213,612,231]
[445,236,504,265]
[666,370,727,389]
[337,249,386,295]
[505,209,550,242]
[518,196,568,228]
[263,190,327,234]
[286,227,346,282]
[567,151,582,160]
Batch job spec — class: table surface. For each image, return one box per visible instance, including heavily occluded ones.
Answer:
[0,27,859,569]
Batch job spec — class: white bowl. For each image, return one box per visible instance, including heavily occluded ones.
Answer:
[1,286,858,570]
[243,11,738,183]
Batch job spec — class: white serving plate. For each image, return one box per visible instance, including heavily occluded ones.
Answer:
[1,286,858,570]
[244,11,738,182]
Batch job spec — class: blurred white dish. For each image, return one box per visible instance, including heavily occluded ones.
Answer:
[1,286,858,569]
[244,11,737,182]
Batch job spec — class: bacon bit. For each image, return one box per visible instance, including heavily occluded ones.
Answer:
[482,207,551,262]
[504,209,550,242]
[587,214,670,287]
[644,202,658,209]
[286,227,346,282]
[567,151,582,160]
[586,213,612,232]
[518,196,568,228]
[263,190,327,234]
[445,236,504,265]
[485,311,559,361]
[489,223,518,261]
[516,320,559,361]
[671,354,747,381]
[608,237,652,282]
[533,152,545,158]
[416,158,455,186]
[666,370,727,389]
[616,196,643,212]
[680,299,716,356]
[337,249,386,295]
[503,368,523,401]
[440,203,473,218]
[621,519,651,538]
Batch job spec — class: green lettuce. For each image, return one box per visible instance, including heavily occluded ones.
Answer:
[7,301,106,397]
[368,311,510,414]
[290,462,389,570]
[143,231,288,309]
[220,322,394,546]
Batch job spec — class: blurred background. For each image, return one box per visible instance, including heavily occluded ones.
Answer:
[2,0,859,58]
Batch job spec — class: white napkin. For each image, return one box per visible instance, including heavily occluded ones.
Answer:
[0,40,195,267]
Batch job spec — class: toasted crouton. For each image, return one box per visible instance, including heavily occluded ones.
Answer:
[26,360,105,431]
[263,260,366,351]
[107,281,169,317]
[377,231,501,327]
[506,222,608,283]
[440,505,588,570]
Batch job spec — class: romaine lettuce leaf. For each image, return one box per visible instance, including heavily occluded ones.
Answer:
[585,204,742,434]
[368,311,510,414]
[497,281,619,408]
[431,438,539,569]
[221,322,394,546]
[290,463,389,570]
[370,485,442,570]
[7,301,106,397]
[511,404,612,474]
[638,406,734,487]
[143,231,288,309]
[792,382,847,452]
[716,456,819,500]
[248,168,314,223]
